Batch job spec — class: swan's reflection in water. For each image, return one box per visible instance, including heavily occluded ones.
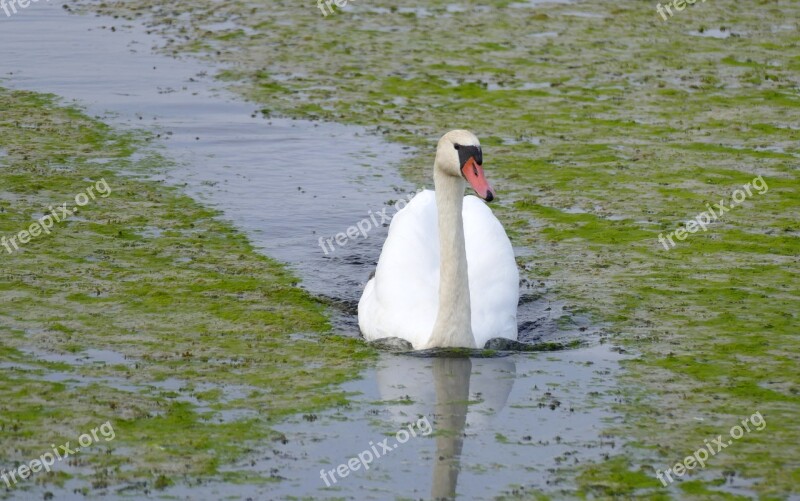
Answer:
[376,355,516,499]
[431,358,471,500]
[207,345,623,500]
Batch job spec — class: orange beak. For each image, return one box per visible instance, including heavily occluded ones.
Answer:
[462,157,495,202]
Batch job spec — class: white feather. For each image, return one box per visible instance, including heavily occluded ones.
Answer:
[358,190,518,349]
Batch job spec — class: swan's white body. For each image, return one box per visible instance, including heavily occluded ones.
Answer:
[358,131,519,350]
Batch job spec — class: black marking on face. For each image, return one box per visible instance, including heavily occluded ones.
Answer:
[454,144,482,168]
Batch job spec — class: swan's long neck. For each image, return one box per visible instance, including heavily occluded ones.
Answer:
[427,168,475,348]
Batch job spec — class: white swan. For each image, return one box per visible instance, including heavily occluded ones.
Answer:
[358,130,519,349]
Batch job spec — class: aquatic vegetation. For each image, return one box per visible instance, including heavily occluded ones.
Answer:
[0,88,375,494]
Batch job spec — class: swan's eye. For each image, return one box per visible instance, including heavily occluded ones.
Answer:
[454,144,460,150]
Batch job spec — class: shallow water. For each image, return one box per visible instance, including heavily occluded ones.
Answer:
[1,4,411,305]
[1,3,627,499]
[179,345,629,500]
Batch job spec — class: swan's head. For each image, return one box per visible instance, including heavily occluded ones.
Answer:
[436,130,495,202]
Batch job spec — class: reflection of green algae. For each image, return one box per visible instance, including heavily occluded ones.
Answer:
[0,88,374,494]
[55,0,800,497]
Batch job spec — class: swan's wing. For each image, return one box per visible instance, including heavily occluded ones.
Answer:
[359,192,518,349]
[463,195,519,347]
[359,190,440,349]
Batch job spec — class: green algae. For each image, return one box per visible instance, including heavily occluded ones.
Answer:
[0,88,375,495]
[31,0,800,497]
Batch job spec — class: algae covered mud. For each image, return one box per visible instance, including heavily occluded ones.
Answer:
[0,0,798,499]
